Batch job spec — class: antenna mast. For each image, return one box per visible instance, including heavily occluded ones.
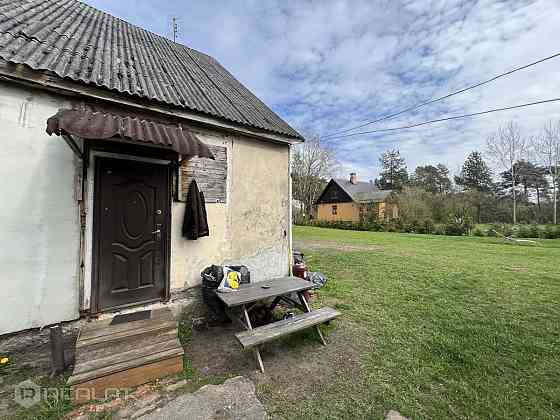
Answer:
[172,17,178,42]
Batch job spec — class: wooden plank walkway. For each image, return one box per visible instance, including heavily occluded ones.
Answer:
[68,307,183,402]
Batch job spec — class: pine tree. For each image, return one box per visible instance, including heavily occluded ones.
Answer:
[411,164,452,194]
[455,151,493,223]
[454,152,493,192]
[375,149,408,191]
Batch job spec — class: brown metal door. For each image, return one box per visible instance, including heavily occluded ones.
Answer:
[93,157,170,311]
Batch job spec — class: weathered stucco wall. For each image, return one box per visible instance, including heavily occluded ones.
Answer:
[170,132,290,288]
[0,82,291,334]
[0,82,80,335]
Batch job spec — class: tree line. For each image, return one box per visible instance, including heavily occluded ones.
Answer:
[376,120,560,225]
[291,120,560,226]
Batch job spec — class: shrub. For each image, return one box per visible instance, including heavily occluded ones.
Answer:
[405,220,421,233]
[365,220,383,232]
[445,222,467,236]
[423,219,435,234]
[542,225,560,239]
[529,225,541,239]
[472,228,485,237]
[502,225,514,237]
[433,225,446,235]
[486,229,499,237]
[516,225,531,239]
[380,220,397,232]
[490,223,505,234]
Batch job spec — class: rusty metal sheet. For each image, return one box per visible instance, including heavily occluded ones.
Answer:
[46,108,215,159]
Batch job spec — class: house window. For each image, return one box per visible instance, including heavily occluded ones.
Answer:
[332,205,338,215]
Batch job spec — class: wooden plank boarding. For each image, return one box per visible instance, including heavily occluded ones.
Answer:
[49,325,65,375]
[76,321,177,349]
[68,307,183,402]
[69,347,184,384]
[72,339,182,377]
[235,307,339,349]
[72,356,183,404]
[75,328,178,361]
[179,144,227,203]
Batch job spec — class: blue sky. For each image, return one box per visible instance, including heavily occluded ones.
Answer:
[87,0,560,181]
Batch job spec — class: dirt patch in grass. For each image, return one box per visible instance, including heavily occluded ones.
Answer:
[184,317,371,419]
[294,239,383,253]
[508,265,529,272]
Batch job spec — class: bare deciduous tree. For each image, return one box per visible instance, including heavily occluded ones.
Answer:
[486,121,527,224]
[534,120,560,224]
[291,136,337,219]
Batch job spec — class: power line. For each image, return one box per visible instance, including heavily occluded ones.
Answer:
[324,98,560,140]
[322,52,560,139]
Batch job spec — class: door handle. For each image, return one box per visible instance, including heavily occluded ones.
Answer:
[153,224,163,241]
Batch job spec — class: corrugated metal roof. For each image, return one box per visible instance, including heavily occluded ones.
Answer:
[333,178,393,202]
[0,0,302,140]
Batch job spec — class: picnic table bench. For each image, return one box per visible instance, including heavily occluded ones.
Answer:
[216,276,339,372]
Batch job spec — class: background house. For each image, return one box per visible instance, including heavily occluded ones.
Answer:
[315,173,398,222]
[0,0,302,335]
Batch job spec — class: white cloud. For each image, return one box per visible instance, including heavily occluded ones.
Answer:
[88,0,560,181]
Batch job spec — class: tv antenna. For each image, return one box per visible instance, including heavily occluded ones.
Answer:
[171,17,178,42]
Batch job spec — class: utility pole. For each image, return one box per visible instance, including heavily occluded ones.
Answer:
[172,17,178,42]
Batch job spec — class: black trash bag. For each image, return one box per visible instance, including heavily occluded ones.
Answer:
[200,265,251,322]
[201,265,227,322]
[308,272,327,288]
[201,265,223,288]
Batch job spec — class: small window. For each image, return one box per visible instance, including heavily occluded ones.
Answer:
[332,205,338,215]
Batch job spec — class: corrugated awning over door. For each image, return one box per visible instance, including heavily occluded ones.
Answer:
[46,109,214,159]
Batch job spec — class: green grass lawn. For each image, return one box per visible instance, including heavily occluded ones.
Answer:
[294,226,560,419]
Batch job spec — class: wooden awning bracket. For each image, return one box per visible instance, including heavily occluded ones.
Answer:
[61,133,84,159]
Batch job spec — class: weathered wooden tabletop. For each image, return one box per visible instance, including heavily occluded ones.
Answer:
[215,276,313,308]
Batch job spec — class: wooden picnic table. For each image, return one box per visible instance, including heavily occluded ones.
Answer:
[215,276,339,372]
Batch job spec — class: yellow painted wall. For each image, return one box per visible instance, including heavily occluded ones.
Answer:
[316,200,399,222]
[378,202,386,219]
[316,202,360,222]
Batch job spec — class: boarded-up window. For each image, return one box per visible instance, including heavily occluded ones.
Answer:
[179,145,227,203]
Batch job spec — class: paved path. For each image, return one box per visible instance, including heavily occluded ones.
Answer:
[140,376,266,420]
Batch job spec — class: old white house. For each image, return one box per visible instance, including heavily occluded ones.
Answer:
[0,0,302,335]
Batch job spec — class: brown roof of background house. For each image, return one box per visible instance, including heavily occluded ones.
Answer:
[0,0,302,140]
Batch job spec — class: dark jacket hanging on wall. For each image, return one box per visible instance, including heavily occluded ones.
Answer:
[182,180,209,240]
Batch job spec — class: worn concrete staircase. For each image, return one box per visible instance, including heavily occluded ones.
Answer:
[68,307,183,403]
